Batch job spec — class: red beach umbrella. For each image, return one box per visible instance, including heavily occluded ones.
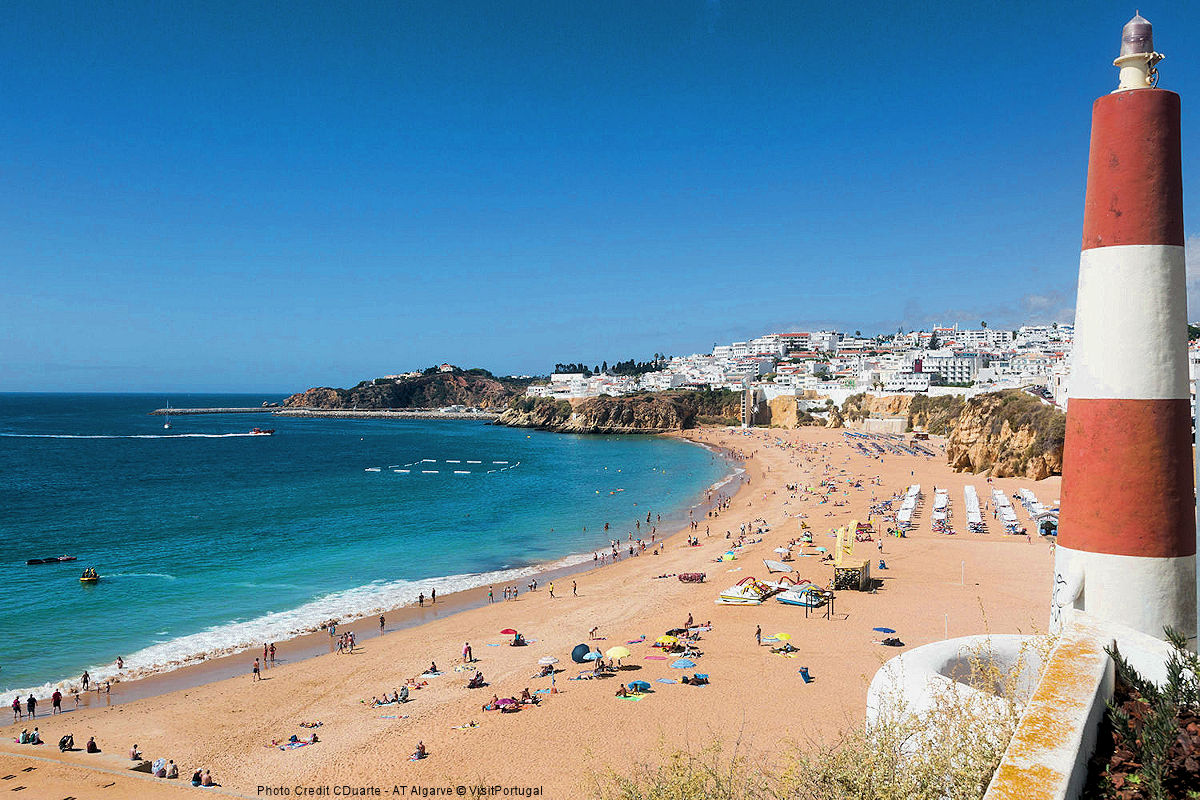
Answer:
[500,628,517,635]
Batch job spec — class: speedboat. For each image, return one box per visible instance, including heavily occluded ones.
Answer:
[249,428,275,436]
[26,555,77,566]
[716,577,774,605]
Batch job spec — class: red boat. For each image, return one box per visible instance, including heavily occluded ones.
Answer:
[249,428,275,436]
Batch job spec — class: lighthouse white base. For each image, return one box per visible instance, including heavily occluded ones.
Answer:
[1052,545,1196,643]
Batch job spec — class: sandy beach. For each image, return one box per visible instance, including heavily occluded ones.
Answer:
[1,426,1058,799]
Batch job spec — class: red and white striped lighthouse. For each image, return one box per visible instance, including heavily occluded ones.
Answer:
[1053,13,1197,642]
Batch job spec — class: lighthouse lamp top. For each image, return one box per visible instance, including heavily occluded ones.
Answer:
[1113,11,1164,92]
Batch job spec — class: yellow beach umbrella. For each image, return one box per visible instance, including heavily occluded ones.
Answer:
[774,633,792,641]
[605,646,631,659]
[655,635,678,645]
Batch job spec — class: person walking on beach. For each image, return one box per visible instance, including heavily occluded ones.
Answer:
[51,690,62,715]
[755,625,762,646]
[11,696,20,722]
[572,580,577,597]
[269,643,276,666]
[418,592,425,607]
[252,658,261,681]
[26,695,36,719]
[81,671,90,692]
[548,581,555,598]
[379,615,386,633]
[431,588,436,604]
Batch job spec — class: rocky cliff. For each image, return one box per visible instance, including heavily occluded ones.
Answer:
[497,393,723,434]
[944,391,1065,480]
[285,370,531,410]
[840,392,965,434]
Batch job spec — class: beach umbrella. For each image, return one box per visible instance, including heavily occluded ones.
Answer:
[774,633,792,641]
[872,627,896,634]
[538,656,559,665]
[570,643,591,663]
[605,646,631,660]
[774,547,791,555]
[629,680,651,692]
[655,635,678,645]
[500,628,517,635]
[669,659,696,669]
[583,651,602,661]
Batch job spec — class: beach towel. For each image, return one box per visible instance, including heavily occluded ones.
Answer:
[625,637,645,644]
[279,741,312,750]
[644,655,667,661]
[533,688,552,695]
[655,678,677,684]
[450,722,479,730]
[485,643,502,647]
[298,722,322,728]
[617,694,645,702]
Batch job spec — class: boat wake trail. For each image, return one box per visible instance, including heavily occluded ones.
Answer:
[0,433,262,439]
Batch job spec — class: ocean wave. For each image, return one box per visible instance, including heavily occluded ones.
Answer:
[1,553,594,699]
[106,572,177,580]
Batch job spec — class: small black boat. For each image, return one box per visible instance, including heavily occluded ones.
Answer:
[26,555,78,566]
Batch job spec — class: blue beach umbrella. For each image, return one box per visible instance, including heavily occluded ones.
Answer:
[570,643,591,663]
[670,659,696,669]
[873,627,896,634]
[629,680,651,692]
[583,651,602,661]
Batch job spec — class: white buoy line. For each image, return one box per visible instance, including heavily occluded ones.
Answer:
[364,459,521,475]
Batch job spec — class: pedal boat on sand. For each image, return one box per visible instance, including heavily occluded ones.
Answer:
[716,577,774,605]
[776,584,827,608]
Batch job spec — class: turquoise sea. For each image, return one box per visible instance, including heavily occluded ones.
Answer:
[0,394,733,697]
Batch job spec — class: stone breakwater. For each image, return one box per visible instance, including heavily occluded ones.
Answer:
[149,407,275,415]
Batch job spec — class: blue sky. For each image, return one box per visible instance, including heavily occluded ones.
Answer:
[2,2,1197,392]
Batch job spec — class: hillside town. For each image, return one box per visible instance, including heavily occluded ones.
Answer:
[527,323,1080,408]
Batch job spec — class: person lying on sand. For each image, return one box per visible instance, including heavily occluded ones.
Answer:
[482,695,500,711]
